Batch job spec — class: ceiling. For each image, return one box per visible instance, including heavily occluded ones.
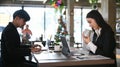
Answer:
[0,0,97,7]
[0,0,119,8]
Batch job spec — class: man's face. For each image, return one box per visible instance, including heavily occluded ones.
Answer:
[19,18,26,28]
[15,16,26,28]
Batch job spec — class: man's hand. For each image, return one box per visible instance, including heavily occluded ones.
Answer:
[30,44,41,53]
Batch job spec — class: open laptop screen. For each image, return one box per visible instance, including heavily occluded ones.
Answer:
[61,36,71,56]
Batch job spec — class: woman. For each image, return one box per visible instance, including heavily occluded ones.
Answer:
[82,10,117,67]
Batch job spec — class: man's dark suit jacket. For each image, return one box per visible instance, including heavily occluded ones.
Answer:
[1,22,31,67]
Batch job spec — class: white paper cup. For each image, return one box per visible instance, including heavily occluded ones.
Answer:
[84,29,91,37]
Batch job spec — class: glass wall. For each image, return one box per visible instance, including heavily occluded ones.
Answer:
[74,8,91,43]
[0,6,91,44]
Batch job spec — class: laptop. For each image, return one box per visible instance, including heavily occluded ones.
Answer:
[61,36,84,57]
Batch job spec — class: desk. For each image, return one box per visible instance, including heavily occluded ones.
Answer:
[32,51,115,67]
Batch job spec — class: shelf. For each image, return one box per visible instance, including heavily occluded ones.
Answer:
[116,34,120,36]
[116,41,120,43]
[116,33,120,48]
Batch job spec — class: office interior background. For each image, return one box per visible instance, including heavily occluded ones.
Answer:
[0,1,119,49]
[0,0,93,44]
[0,0,118,46]
[0,0,120,67]
[0,6,91,43]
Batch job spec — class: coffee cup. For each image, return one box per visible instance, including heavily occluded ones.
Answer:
[84,29,91,37]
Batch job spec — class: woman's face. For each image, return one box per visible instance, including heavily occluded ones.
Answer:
[86,18,100,30]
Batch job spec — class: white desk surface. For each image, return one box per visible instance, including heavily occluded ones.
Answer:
[32,50,115,67]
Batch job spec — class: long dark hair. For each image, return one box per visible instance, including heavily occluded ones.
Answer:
[86,10,113,31]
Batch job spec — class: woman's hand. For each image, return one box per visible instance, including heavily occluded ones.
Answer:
[82,32,91,44]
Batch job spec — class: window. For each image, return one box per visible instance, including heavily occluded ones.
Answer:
[74,8,91,44]
[0,6,91,44]
[0,6,21,40]
[24,7,61,41]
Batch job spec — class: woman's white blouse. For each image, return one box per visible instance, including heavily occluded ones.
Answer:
[86,28,101,54]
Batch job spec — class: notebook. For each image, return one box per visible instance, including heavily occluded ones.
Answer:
[61,36,84,57]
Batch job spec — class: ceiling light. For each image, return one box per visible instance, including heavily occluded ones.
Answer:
[76,0,79,2]
[22,0,45,1]
[20,0,47,3]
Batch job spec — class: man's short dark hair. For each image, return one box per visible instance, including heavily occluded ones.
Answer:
[13,9,30,21]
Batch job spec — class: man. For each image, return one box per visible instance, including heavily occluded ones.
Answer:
[1,9,41,67]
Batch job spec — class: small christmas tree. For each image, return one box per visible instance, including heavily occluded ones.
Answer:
[54,15,68,45]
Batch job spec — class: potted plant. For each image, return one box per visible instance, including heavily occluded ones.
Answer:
[54,34,61,51]
[89,0,98,9]
[49,0,64,14]
[54,15,68,51]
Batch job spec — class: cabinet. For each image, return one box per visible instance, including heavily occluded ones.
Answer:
[116,6,120,48]
[116,34,120,48]
[116,20,120,48]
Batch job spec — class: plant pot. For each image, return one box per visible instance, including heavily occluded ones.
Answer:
[54,45,61,51]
